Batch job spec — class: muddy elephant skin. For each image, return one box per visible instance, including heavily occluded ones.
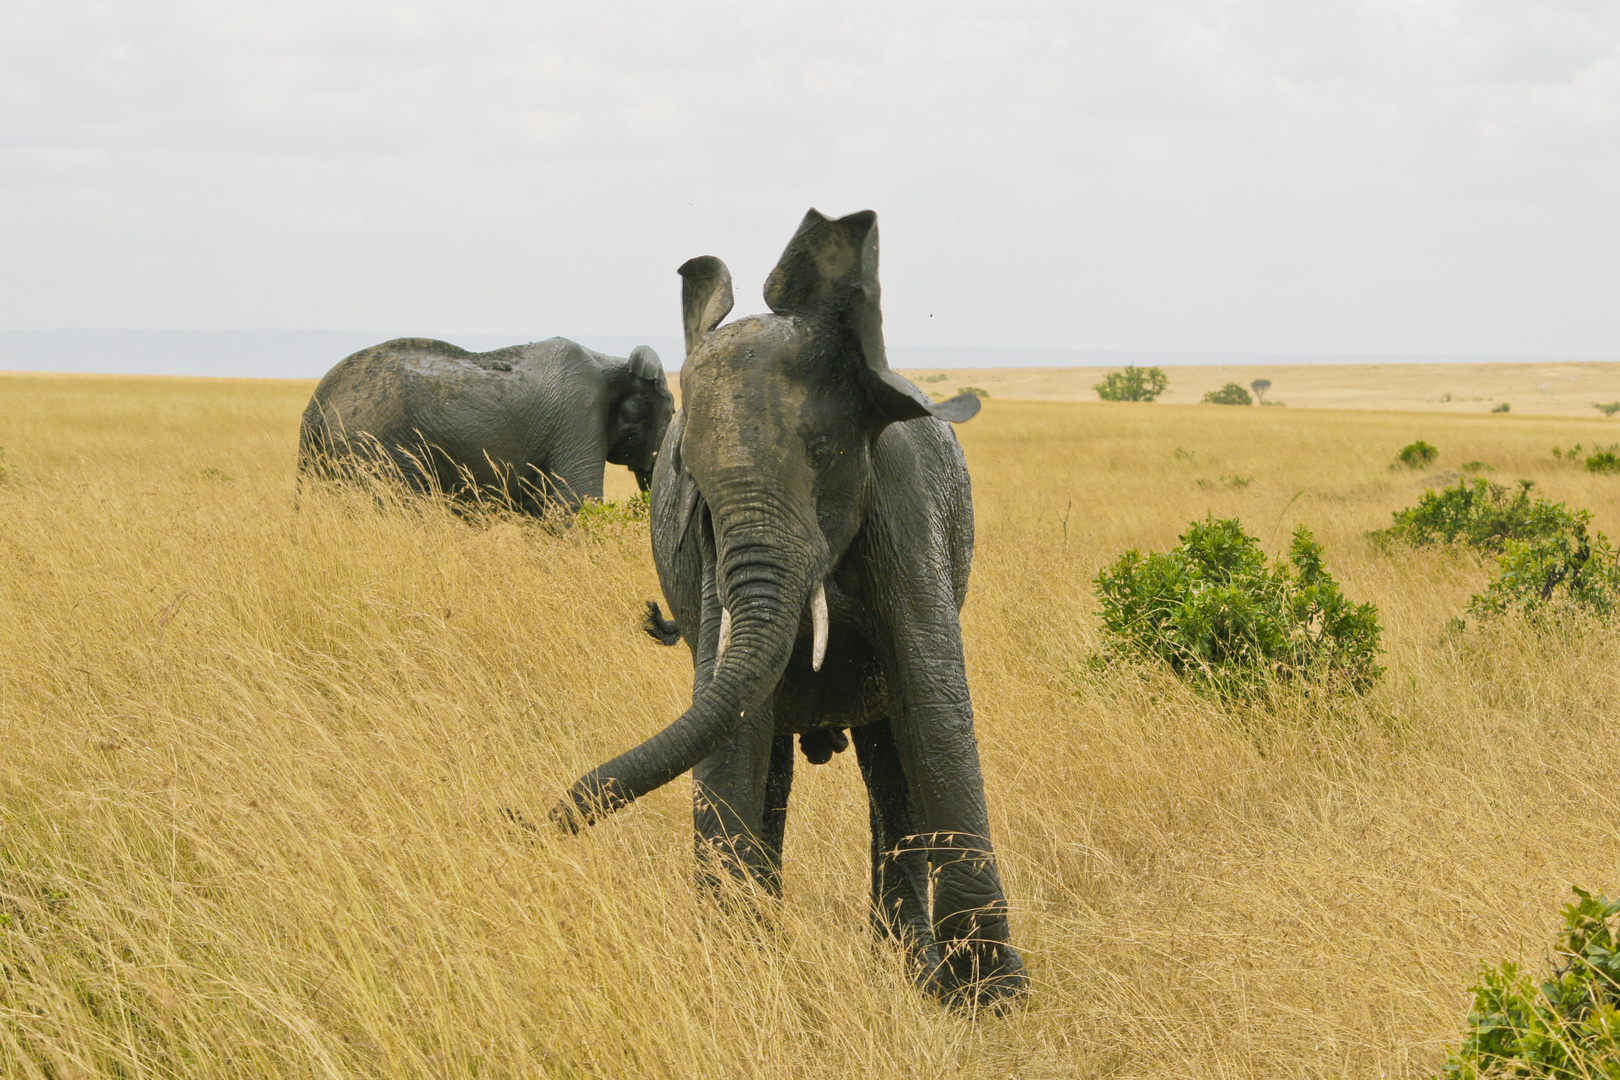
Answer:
[549,210,1029,1009]
[298,336,674,512]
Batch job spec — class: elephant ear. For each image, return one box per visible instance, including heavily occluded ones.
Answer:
[628,345,663,382]
[678,256,734,358]
[763,208,980,425]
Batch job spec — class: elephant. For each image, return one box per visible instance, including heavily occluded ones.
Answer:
[547,209,1029,1008]
[298,336,674,512]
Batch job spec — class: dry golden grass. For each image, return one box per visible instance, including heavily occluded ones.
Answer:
[3,371,1620,1078]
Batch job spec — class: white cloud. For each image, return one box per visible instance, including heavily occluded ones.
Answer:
[0,0,1616,361]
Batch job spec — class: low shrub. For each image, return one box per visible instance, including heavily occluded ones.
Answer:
[1438,888,1620,1079]
[1094,365,1169,402]
[575,491,651,531]
[1370,478,1543,553]
[957,386,990,398]
[1093,517,1383,698]
[1594,401,1620,416]
[1399,440,1439,469]
[1587,452,1620,474]
[1202,382,1253,406]
[1492,402,1512,414]
[1467,505,1620,622]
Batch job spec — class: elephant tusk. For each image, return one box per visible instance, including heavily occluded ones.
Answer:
[811,582,827,672]
[714,607,732,674]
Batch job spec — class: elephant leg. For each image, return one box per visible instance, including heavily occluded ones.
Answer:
[691,699,779,896]
[757,733,794,897]
[880,618,1029,1008]
[852,721,946,991]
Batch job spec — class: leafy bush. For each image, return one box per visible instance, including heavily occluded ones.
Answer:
[1468,505,1620,622]
[1375,479,1620,623]
[1093,517,1383,698]
[1399,440,1439,469]
[1203,382,1254,406]
[1370,478,1546,553]
[957,386,990,398]
[1493,402,1512,414]
[1588,452,1620,475]
[1439,888,1620,1079]
[1594,401,1620,417]
[1094,365,1169,402]
[575,491,651,531]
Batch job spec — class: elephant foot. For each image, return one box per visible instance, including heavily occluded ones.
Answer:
[936,941,1030,1013]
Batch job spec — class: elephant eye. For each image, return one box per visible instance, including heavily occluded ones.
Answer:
[805,436,834,470]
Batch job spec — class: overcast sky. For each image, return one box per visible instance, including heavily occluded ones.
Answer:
[3,0,1617,362]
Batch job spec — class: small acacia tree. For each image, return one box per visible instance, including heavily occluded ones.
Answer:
[1203,382,1253,406]
[1094,365,1169,402]
[1249,378,1271,404]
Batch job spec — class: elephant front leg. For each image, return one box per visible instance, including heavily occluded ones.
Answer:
[691,700,783,898]
[853,721,947,993]
[880,624,1029,1008]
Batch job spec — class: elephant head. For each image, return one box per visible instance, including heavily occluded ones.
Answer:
[605,345,675,492]
[552,209,980,825]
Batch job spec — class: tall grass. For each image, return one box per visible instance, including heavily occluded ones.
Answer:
[2,374,1619,1077]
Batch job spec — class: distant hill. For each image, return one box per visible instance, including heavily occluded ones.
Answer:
[0,329,1588,379]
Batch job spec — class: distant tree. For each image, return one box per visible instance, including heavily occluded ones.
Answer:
[1492,402,1512,414]
[1249,378,1271,404]
[1094,365,1169,402]
[1594,402,1620,417]
[1203,382,1253,406]
[957,386,990,398]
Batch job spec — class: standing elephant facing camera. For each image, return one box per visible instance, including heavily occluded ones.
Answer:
[298,337,674,513]
[548,210,1029,1009]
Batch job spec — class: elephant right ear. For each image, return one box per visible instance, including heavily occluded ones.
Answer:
[678,256,734,358]
[765,208,980,427]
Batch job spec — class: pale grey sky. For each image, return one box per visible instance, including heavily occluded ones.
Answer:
[3,0,1617,368]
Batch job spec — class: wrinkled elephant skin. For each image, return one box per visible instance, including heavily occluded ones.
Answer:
[299,337,674,512]
[550,210,1029,1009]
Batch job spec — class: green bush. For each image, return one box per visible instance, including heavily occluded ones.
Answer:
[1594,402,1620,417]
[1588,452,1620,475]
[1493,402,1512,414]
[1370,478,1546,553]
[1094,365,1169,402]
[1093,518,1383,698]
[1399,440,1440,469]
[957,386,990,398]
[1468,505,1620,622]
[1439,888,1620,1079]
[1202,382,1253,406]
[575,491,651,530]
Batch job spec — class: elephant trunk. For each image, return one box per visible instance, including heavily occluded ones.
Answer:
[551,526,813,830]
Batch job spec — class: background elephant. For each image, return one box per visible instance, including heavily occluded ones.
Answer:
[298,336,674,512]
[550,210,1028,1008]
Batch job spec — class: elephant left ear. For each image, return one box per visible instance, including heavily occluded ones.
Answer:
[628,345,663,382]
[764,208,980,426]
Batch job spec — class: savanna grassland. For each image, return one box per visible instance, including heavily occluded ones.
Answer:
[3,371,1620,1079]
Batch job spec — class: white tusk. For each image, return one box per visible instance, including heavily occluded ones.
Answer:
[811,582,828,672]
[714,607,732,674]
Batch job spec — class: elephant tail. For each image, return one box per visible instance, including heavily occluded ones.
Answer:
[642,600,683,646]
